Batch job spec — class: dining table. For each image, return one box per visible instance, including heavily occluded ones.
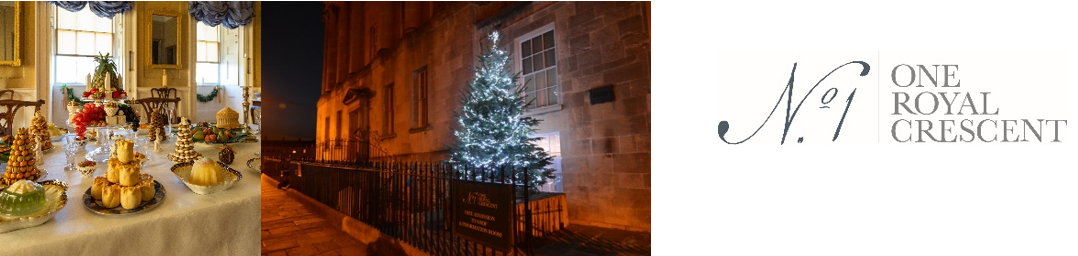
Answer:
[0,130,261,255]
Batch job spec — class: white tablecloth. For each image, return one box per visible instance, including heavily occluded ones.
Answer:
[0,136,261,255]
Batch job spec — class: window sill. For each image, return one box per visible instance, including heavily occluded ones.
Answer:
[409,125,431,134]
[381,133,396,140]
[523,104,563,117]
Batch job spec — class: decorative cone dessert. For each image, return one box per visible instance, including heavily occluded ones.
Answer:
[147,106,167,142]
[30,111,53,152]
[3,128,42,185]
[168,117,201,163]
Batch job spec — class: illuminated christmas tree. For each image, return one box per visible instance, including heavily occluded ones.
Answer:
[449,31,554,189]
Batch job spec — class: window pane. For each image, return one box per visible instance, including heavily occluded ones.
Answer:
[521,41,531,57]
[196,62,220,84]
[547,87,557,106]
[522,56,533,74]
[207,26,218,42]
[533,55,544,71]
[76,31,95,55]
[531,37,543,55]
[207,43,219,62]
[523,74,535,94]
[546,69,557,89]
[543,31,554,50]
[55,56,95,84]
[545,50,556,66]
[94,15,112,33]
[57,10,77,30]
[525,88,536,109]
[95,33,112,55]
[196,42,207,61]
[76,11,95,31]
[57,30,77,55]
[535,70,546,91]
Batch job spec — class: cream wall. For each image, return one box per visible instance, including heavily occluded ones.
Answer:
[2,2,262,128]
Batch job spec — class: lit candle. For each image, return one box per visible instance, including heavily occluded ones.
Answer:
[86,73,91,86]
[162,70,168,87]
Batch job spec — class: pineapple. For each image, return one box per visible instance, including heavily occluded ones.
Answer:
[219,144,235,164]
[90,53,122,92]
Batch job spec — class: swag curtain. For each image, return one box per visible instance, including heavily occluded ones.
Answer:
[188,1,255,29]
[48,1,133,19]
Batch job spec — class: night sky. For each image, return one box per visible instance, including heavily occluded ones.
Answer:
[261,2,324,141]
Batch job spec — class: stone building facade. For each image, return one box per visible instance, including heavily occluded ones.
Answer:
[316,1,650,232]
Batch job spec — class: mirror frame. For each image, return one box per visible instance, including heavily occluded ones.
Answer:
[0,1,20,66]
[144,9,181,69]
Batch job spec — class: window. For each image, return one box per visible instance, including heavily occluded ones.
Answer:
[324,116,331,141]
[54,6,117,85]
[519,29,558,110]
[410,66,429,131]
[196,23,221,85]
[336,110,343,140]
[382,83,394,137]
[532,132,562,192]
[369,25,377,62]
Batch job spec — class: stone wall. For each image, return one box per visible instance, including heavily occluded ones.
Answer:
[481,1,651,232]
[317,1,651,232]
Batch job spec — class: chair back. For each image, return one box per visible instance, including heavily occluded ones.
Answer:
[0,90,45,137]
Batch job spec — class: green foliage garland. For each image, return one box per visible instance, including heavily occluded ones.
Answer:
[197,87,220,103]
[61,85,84,104]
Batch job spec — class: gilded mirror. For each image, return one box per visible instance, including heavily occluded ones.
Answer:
[0,1,19,66]
[146,11,180,68]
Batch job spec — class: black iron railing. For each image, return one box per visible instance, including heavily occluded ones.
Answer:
[265,159,564,256]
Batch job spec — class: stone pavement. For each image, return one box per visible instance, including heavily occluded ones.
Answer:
[261,177,366,256]
[532,225,652,256]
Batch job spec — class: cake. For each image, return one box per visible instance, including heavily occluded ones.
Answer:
[215,107,241,129]
[168,117,202,163]
[190,158,222,186]
[30,111,54,152]
[0,180,48,217]
[3,128,42,185]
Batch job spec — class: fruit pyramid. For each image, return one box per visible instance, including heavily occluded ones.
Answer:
[147,106,167,142]
[30,111,53,152]
[168,117,201,163]
[4,128,41,185]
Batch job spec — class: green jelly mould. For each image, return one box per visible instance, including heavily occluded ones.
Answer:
[0,180,47,217]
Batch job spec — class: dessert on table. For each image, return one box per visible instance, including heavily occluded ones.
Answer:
[89,139,155,210]
[3,128,43,185]
[168,117,201,164]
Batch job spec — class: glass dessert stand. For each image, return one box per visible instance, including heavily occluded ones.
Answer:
[84,124,131,163]
[76,97,135,163]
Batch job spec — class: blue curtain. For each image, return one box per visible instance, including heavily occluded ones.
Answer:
[189,1,255,29]
[48,1,133,19]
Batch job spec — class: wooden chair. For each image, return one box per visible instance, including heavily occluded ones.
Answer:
[133,88,181,123]
[150,88,178,99]
[131,97,180,122]
[0,90,46,137]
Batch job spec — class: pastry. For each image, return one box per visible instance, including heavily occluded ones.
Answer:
[91,177,109,200]
[120,186,141,210]
[101,185,121,209]
[215,107,241,129]
[139,174,155,201]
[0,180,48,217]
[30,111,54,152]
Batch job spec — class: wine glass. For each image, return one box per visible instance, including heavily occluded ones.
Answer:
[62,134,79,172]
